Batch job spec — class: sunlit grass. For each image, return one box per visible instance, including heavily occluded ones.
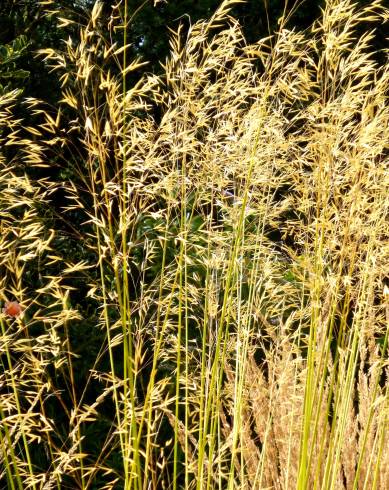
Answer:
[0,0,388,488]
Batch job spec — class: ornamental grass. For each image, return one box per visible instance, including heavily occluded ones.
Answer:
[0,0,388,488]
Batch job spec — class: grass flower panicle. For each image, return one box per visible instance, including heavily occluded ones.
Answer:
[0,0,388,488]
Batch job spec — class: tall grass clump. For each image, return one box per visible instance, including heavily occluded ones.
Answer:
[1,0,388,488]
[0,89,86,489]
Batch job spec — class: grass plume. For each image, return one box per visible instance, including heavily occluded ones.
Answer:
[1,0,388,488]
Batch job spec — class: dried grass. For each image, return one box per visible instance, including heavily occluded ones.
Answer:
[1,0,388,488]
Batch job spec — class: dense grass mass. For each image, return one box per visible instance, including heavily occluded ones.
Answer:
[0,0,388,488]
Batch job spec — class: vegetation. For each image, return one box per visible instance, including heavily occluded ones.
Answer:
[0,0,388,488]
